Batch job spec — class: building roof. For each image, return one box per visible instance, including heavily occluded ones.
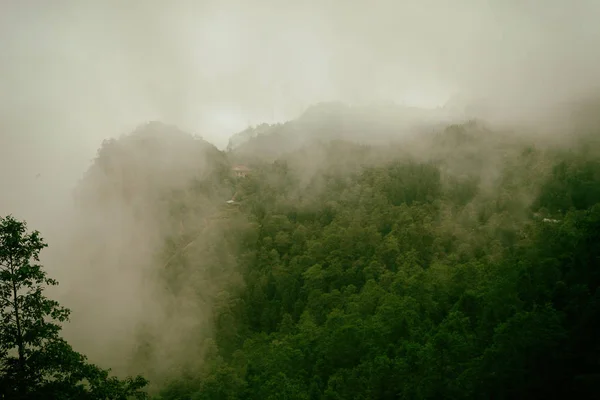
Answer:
[232,165,251,172]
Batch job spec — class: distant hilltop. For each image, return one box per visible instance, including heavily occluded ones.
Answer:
[225,101,459,161]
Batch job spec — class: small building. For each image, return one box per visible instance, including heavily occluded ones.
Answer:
[232,165,251,178]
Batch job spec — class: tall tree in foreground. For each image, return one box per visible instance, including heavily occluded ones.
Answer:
[0,215,148,399]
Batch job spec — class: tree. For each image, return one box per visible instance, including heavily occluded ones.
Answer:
[0,215,148,399]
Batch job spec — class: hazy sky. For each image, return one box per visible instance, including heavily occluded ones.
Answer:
[2,0,600,226]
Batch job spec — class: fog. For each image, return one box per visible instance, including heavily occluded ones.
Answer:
[1,0,600,380]
[3,1,600,216]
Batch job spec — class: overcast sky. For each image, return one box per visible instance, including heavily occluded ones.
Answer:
[2,0,600,226]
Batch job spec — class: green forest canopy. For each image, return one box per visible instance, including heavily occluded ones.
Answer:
[143,113,600,399]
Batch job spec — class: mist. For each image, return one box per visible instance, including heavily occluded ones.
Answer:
[2,0,600,382]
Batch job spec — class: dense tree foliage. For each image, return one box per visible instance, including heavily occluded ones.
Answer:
[154,121,600,399]
[0,216,148,399]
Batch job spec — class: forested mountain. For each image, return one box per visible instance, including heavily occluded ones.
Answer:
[154,107,599,399]
[4,106,600,399]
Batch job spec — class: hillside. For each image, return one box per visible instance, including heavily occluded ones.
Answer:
[154,107,599,399]
[44,108,600,399]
